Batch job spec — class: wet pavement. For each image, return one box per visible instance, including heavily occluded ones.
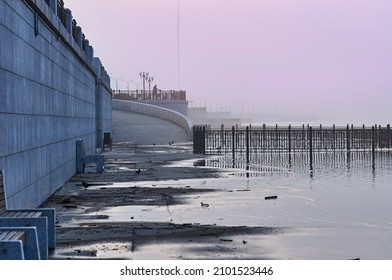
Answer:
[41,113,392,260]
[42,141,392,260]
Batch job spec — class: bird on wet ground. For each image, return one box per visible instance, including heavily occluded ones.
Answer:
[201,202,209,208]
[81,181,92,189]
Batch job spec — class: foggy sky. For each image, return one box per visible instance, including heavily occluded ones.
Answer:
[66,0,392,123]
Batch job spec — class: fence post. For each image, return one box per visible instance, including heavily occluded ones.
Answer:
[220,124,224,153]
[232,126,235,168]
[288,124,292,165]
[288,124,292,154]
[202,126,206,154]
[372,126,376,163]
[319,124,322,150]
[249,124,252,153]
[332,124,336,150]
[379,125,382,149]
[246,126,250,171]
[375,124,378,150]
[193,126,197,154]
[262,124,266,151]
[309,126,313,170]
[346,124,350,152]
[362,124,365,150]
[193,126,206,154]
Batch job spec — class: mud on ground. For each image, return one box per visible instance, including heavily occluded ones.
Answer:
[43,142,294,260]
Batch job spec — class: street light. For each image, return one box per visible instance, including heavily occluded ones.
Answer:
[121,78,142,99]
[109,74,124,96]
[120,78,134,92]
[139,72,149,99]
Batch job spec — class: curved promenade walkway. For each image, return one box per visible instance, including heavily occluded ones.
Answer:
[112,110,190,145]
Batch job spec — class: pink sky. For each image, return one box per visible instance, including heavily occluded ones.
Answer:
[66,0,392,122]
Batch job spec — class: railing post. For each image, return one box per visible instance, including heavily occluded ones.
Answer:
[372,126,376,163]
[351,124,354,150]
[332,124,336,150]
[202,126,206,154]
[249,124,252,152]
[220,124,224,153]
[379,125,382,149]
[193,126,206,154]
[309,126,313,170]
[362,124,365,150]
[193,126,198,154]
[346,124,350,152]
[288,124,292,154]
[246,126,250,171]
[319,124,322,150]
[232,126,236,168]
[288,124,292,165]
[262,124,266,151]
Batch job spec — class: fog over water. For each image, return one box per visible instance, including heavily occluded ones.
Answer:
[66,0,392,123]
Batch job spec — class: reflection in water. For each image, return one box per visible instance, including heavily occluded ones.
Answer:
[206,151,392,179]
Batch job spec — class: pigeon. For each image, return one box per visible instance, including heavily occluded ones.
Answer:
[201,202,209,208]
[81,181,91,189]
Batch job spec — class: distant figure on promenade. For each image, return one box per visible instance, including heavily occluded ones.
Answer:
[152,85,158,100]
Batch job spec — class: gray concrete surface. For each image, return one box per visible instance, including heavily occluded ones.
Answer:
[112,110,189,145]
[112,99,193,140]
[0,0,111,208]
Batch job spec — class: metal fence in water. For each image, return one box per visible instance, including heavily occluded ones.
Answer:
[193,124,392,170]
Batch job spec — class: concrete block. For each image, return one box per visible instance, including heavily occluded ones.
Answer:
[83,39,90,54]
[88,45,94,61]
[76,26,82,46]
[65,9,72,34]
[47,0,57,14]
[93,57,102,77]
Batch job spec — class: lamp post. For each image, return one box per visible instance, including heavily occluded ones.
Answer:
[120,78,134,95]
[147,76,154,100]
[109,74,124,96]
[122,78,142,99]
[139,72,149,99]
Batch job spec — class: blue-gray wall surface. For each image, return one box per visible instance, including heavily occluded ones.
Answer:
[0,0,112,208]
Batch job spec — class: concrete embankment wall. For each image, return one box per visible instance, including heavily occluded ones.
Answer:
[0,0,112,208]
[112,99,193,140]
[132,100,188,116]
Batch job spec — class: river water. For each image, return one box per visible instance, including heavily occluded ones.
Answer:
[197,151,392,259]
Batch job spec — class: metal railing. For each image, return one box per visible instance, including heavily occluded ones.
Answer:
[112,89,187,101]
[194,124,392,169]
[195,124,392,154]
